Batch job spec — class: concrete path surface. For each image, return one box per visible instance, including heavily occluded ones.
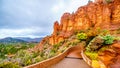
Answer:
[49,58,90,68]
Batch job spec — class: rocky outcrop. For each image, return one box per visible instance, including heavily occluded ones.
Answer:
[97,41,120,68]
[36,0,120,49]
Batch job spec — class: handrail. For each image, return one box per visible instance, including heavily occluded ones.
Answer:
[24,45,82,68]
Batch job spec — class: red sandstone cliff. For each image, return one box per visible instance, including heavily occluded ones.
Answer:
[35,0,120,50]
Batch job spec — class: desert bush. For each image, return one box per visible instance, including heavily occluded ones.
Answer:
[85,51,98,60]
[102,35,115,45]
[77,33,87,40]
[0,62,20,68]
[33,56,43,63]
[105,0,112,3]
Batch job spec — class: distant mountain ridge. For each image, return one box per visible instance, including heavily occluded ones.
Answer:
[0,37,42,43]
[0,37,27,43]
[15,37,42,42]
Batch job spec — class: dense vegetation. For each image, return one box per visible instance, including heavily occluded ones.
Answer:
[0,28,120,68]
[0,43,35,59]
[0,36,80,68]
[76,28,120,68]
[0,42,37,68]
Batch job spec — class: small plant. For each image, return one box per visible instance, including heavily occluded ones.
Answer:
[115,37,120,40]
[33,56,43,63]
[102,35,115,45]
[85,51,98,60]
[49,50,56,58]
[77,33,87,40]
[117,28,120,34]
[105,0,112,3]
[100,30,110,36]
[0,62,20,68]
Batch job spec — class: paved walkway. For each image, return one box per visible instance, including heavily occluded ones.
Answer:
[49,58,90,68]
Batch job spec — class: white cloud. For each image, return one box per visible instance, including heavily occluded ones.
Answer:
[64,0,87,12]
[51,0,94,21]
[51,1,65,13]
[0,27,46,38]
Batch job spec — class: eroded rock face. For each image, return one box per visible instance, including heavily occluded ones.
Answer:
[37,0,120,48]
[96,42,120,67]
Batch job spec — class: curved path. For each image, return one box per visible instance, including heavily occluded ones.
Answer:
[49,58,90,68]
[25,45,90,68]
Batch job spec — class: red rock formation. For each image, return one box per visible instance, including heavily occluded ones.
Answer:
[97,42,120,67]
[37,0,120,48]
[52,21,60,35]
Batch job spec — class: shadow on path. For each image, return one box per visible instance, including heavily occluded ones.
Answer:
[49,58,90,68]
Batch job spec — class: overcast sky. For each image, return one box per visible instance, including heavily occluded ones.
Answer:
[0,0,94,38]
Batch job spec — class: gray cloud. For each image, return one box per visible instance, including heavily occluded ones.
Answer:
[0,0,93,38]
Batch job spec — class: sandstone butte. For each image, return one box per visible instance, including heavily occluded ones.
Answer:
[30,0,120,67]
[34,0,120,50]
